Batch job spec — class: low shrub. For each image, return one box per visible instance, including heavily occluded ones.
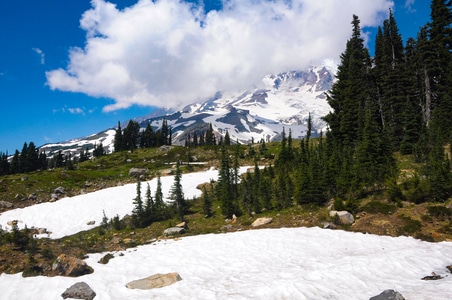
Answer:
[427,205,452,220]
[397,215,422,236]
[361,201,398,215]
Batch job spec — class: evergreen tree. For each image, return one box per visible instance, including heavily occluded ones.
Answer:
[324,15,373,147]
[153,174,169,221]
[131,179,144,228]
[428,0,452,141]
[114,121,123,152]
[93,143,105,158]
[0,152,9,175]
[373,10,407,149]
[169,161,186,220]
[123,120,140,151]
[144,183,155,225]
[217,143,237,217]
[202,186,213,217]
[10,150,20,174]
[224,130,231,146]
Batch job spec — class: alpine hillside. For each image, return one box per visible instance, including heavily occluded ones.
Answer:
[39,65,334,157]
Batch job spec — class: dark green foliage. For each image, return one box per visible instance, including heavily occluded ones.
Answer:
[216,144,239,217]
[397,215,422,235]
[92,143,106,158]
[114,121,123,152]
[202,187,213,217]
[427,205,452,220]
[169,161,187,220]
[114,118,172,152]
[131,179,144,228]
[361,201,398,214]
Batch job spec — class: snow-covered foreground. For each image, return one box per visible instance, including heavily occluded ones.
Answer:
[1,168,452,299]
[1,227,452,299]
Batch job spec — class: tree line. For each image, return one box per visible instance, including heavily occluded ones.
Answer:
[209,1,452,218]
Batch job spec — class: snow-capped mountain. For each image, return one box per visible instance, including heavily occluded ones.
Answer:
[39,65,334,157]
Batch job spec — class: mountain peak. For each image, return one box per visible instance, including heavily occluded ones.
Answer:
[39,65,334,156]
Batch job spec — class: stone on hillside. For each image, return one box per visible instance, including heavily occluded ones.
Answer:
[61,282,96,300]
[176,221,187,228]
[86,220,96,225]
[0,201,13,209]
[129,168,147,178]
[329,210,355,225]
[50,193,59,201]
[251,217,273,227]
[98,253,114,264]
[163,227,186,236]
[52,254,94,277]
[126,272,182,290]
[54,186,66,194]
[369,289,405,300]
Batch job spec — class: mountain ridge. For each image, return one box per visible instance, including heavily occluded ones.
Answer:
[39,65,334,157]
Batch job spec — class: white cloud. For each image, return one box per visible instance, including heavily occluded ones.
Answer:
[404,0,416,12]
[32,48,45,65]
[46,0,393,111]
[67,107,85,115]
[53,106,86,115]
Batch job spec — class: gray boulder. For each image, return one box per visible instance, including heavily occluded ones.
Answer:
[0,201,13,209]
[52,254,94,277]
[54,186,66,194]
[329,210,355,225]
[129,168,147,178]
[163,227,186,236]
[369,289,405,300]
[251,217,273,227]
[126,272,182,290]
[61,282,96,300]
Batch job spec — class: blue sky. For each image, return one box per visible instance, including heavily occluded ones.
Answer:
[0,0,431,153]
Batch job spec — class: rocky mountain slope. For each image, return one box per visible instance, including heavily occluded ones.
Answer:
[39,65,334,157]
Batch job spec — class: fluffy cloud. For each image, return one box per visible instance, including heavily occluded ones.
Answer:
[46,0,393,111]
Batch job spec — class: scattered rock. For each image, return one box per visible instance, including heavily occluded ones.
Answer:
[126,272,182,290]
[231,214,237,223]
[21,176,28,181]
[0,201,13,209]
[28,194,37,200]
[111,236,122,244]
[163,227,186,236]
[50,193,59,201]
[52,254,94,277]
[369,289,405,300]
[36,228,48,235]
[251,217,273,227]
[54,186,66,195]
[447,265,452,273]
[422,272,443,280]
[61,282,96,300]
[86,220,96,226]
[98,253,114,264]
[220,224,233,232]
[7,220,18,226]
[176,221,187,228]
[158,145,174,152]
[329,210,355,225]
[129,168,147,178]
[322,222,337,229]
